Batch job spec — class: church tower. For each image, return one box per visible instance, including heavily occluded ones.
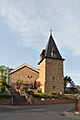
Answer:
[38,33,65,93]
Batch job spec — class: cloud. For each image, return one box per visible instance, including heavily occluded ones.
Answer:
[0,0,49,50]
[0,0,80,54]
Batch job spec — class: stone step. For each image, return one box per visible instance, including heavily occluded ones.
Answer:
[9,87,29,105]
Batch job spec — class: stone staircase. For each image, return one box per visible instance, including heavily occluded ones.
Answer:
[9,87,29,105]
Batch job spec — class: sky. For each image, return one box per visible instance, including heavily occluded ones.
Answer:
[0,0,80,85]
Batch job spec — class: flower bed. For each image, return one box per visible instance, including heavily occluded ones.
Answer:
[24,92,76,105]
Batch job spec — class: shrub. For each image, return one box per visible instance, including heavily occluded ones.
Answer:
[63,94,75,98]
[27,89,34,95]
[29,92,75,99]
[0,82,3,86]
[32,93,59,99]
[0,91,12,98]
[33,93,47,98]
[20,84,28,91]
[32,92,66,99]
[0,84,6,93]
[0,75,6,84]
[16,80,23,89]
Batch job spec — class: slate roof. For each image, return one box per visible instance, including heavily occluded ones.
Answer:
[38,34,64,64]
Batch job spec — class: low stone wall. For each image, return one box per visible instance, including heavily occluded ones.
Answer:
[0,98,12,105]
[75,98,80,111]
[30,97,76,105]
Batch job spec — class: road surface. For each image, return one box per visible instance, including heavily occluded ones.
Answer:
[0,104,80,120]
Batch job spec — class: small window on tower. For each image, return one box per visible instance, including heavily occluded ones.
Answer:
[28,75,29,78]
[53,86,55,89]
[51,47,57,58]
[51,48,54,58]
[53,77,55,80]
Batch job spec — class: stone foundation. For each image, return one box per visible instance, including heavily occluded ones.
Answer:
[75,97,80,112]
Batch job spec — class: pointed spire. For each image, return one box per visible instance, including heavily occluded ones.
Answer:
[38,33,64,64]
[45,34,63,59]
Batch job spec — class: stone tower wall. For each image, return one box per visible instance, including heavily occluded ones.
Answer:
[45,58,64,93]
[39,59,46,93]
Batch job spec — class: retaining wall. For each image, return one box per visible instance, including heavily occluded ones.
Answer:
[0,98,12,105]
[29,97,76,105]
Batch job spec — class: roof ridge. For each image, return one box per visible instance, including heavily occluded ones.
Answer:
[9,63,39,74]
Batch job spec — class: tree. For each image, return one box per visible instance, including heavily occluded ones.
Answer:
[0,83,5,93]
[75,85,80,91]
[0,65,9,76]
[64,76,75,88]
[0,65,12,85]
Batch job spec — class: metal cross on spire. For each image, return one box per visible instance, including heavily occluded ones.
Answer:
[50,29,53,35]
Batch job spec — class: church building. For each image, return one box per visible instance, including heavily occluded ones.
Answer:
[9,33,65,93]
[38,33,65,93]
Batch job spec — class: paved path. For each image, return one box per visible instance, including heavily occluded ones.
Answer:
[0,104,80,120]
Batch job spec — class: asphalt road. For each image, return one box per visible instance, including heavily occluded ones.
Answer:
[0,104,80,120]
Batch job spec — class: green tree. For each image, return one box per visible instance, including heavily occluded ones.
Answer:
[0,84,5,93]
[75,85,80,91]
[64,76,75,88]
[0,65,10,76]
[0,65,11,85]
[0,65,12,93]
